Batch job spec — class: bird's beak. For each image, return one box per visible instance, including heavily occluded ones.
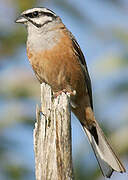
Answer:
[15,15,27,24]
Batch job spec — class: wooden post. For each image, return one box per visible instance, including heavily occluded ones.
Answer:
[33,83,74,180]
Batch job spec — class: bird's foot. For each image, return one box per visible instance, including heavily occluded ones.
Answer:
[53,89,76,98]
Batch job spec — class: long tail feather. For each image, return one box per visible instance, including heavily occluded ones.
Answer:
[83,121,126,178]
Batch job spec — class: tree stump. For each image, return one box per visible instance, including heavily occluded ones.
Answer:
[33,83,74,180]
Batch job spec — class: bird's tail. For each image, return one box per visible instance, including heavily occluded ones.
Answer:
[82,120,126,178]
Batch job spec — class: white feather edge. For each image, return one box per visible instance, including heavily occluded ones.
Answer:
[83,123,125,178]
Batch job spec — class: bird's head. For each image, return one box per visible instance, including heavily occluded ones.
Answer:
[15,7,61,29]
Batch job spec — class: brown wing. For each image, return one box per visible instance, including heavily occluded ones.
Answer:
[70,33,93,109]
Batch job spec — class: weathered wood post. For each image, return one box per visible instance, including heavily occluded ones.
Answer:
[33,83,74,180]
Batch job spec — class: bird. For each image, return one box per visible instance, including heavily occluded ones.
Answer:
[15,7,126,178]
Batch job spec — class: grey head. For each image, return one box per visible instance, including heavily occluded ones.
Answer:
[15,7,64,51]
[15,7,61,28]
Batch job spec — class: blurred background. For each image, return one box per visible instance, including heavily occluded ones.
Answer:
[0,0,128,179]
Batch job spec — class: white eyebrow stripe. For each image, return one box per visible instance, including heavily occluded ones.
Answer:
[21,7,56,16]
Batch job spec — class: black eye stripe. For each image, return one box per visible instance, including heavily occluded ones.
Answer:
[24,11,57,19]
[25,13,34,18]
[43,12,56,18]
[25,12,39,18]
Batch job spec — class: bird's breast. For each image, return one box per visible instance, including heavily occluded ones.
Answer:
[27,32,86,95]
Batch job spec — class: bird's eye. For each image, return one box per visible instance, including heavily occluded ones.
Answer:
[32,11,39,17]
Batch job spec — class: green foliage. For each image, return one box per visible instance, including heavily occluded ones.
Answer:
[0,28,26,56]
[4,165,29,180]
[14,0,36,11]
